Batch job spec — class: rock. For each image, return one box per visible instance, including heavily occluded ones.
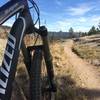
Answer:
[92,59,100,66]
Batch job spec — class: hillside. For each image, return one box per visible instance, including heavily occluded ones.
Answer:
[73,34,100,70]
[0,26,100,100]
[0,38,87,100]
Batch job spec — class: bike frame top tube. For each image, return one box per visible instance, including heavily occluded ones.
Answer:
[0,0,28,25]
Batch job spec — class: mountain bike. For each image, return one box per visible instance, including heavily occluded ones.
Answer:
[0,0,57,100]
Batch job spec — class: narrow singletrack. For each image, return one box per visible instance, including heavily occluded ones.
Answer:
[0,39,100,99]
[63,40,100,100]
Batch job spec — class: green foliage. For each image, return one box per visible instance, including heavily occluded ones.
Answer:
[88,23,100,35]
[88,26,97,35]
[98,22,100,29]
[96,28,100,33]
[69,27,74,38]
[69,27,74,33]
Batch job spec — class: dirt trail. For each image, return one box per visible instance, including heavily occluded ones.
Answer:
[63,40,100,99]
[0,38,100,99]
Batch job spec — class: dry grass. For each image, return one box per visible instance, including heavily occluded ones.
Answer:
[73,36,100,66]
[50,41,87,100]
[14,40,87,100]
[0,37,87,100]
[0,27,100,99]
[73,44,100,60]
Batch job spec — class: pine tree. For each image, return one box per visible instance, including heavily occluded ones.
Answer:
[88,26,97,35]
[69,27,74,38]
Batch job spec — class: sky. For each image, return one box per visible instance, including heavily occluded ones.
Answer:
[0,0,100,32]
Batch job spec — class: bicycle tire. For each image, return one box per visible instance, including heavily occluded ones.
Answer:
[30,49,56,100]
[41,59,56,100]
[29,49,42,100]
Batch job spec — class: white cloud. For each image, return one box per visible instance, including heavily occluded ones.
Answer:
[91,15,100,23]
[78,17,87,22]
[57,20,71,27]
[67,3,94,16]
[48,15,100,32]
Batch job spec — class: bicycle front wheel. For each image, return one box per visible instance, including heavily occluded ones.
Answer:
[29,49,42,100]
[41,59,56,100]
[30,49,56,100]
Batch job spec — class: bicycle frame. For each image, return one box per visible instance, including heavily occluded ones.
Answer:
[0,0,25,25]
[0,0,33,99]
[0,0,56,100]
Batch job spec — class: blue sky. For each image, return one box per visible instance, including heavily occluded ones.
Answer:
[0,0,100,32]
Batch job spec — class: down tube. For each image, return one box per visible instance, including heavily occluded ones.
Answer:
[0,17,26,100]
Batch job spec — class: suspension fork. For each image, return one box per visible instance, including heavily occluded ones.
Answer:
[21,42,43,77]
[39,26,56,92]
[21,26,55,83]
[0,16,27,100]
[22,25,57,92]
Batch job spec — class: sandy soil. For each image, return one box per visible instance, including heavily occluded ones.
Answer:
[0,38,100,100]
[63,40,100,100]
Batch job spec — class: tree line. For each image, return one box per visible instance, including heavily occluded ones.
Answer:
[68,22,100,37]
[88,25,100,35]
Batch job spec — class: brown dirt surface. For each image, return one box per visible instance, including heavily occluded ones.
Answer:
[64,40,100,88]
[0,38,100,100]
[63,40,100,100]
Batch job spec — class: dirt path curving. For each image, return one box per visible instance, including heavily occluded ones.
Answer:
[63,40,100,100]
[0,38,100,99]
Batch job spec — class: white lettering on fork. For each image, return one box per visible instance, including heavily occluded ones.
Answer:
[0,33,16,94]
